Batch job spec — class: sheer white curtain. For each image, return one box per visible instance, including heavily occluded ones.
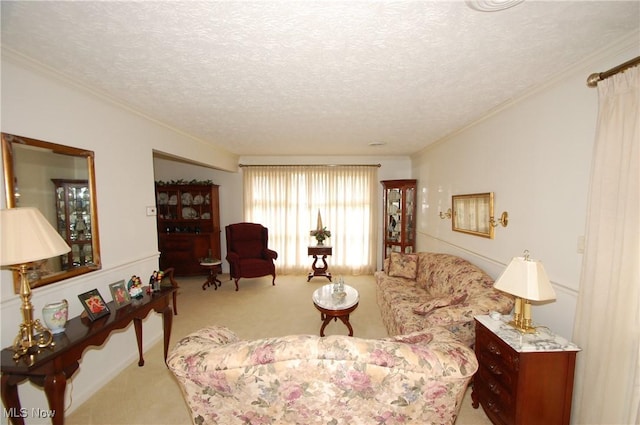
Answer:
[573,66,639,424]
[243,165,377,275]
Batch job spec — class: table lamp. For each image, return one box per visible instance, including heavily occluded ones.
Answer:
[0,207,71,359]
[493,250,556,333]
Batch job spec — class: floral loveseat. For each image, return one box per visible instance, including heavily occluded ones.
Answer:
[375,252,514,347]
[167,325,478,425]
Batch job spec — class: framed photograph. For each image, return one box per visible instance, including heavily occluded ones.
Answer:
[78,289,111,321]
[109,280,131,309]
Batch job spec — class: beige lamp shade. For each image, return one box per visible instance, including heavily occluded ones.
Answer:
[0,207,71,266]
[494,255,556,301]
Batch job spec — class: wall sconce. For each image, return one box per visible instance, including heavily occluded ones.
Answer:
[490,211,508,227]
[439,208,452,219]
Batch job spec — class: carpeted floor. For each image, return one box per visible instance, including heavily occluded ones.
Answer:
[66,273,492,424]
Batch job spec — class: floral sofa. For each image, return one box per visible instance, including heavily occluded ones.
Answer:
[375,252,514,347]
[167,325,478,425]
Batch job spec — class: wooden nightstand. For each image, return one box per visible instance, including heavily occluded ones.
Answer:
[472,315,580,425]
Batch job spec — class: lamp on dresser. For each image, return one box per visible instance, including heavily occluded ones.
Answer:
[493,250,556,333]
[0,207,71,360]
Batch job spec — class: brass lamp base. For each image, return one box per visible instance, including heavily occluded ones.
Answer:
[13,320,54,360]
[508,298,538,334]
[12,264,55,361]
[507,318,538,334]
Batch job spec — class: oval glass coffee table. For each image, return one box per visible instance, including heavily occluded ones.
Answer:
[312,284,359,336]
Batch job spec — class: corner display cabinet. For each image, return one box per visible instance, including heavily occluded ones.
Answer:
[155,182,221,276]
[52,179,95,268]
[381,179,417,262]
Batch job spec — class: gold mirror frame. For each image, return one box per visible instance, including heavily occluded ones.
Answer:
[2,133,101,292]
[452,192,495,239]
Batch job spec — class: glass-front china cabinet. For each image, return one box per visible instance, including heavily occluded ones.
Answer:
[52,179,94,268]
[381,179,417,262]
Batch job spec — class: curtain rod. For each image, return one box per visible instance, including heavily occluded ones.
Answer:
[239,163,381,168]
[587,55,640,87]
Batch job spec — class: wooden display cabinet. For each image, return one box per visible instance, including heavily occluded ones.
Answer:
[52,179,95,269]
[381,179,417,262]
[155,182,220,275]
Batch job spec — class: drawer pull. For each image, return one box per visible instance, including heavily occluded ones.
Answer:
[487,400,501,413]
[489,382,501,395]
[488,363,503,375]
[487,342,501,355]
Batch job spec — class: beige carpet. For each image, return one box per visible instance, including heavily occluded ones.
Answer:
[66,274,492,424]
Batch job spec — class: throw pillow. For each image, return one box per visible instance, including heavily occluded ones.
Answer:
[386,331,433,345]
[388,252,418,279]
[412,293,467,315]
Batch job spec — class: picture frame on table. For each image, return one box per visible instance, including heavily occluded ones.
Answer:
[78,288,111,321]
[109,280,131,309]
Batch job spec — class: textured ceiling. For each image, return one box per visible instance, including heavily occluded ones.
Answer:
[1,1,639,156]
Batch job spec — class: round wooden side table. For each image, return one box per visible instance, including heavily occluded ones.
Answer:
[201,260,222,290]
[312,283,359,336]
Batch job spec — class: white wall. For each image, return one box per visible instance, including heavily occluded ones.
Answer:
[411,36,639,339]
[0,52,238,423]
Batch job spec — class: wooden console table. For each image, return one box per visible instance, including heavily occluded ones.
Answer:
[307,245,332,282]
[0,286,176,425]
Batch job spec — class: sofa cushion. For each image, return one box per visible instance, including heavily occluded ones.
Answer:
[387,252,418,279]
[412,293,467,315]
[415,253,494,297]
[385,329,433,345]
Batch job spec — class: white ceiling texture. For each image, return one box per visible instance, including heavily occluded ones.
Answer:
[1,1,639,156]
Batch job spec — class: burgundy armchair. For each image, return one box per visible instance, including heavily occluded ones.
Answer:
[225,223,278,291]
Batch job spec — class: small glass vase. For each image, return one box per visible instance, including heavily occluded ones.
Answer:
[42,299,68,334]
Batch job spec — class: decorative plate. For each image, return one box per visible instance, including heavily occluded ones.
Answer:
[182,207,198,219]
[181,192,193,205]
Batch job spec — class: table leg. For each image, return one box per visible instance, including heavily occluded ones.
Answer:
[202,265,222,290]
[338,314,354,336]
[1,374,25,425]
[319,315,333,337]
[162,305,173,364]
[43,372,66,425]
[307,255,332,282]
[134,318,144,366]
[471,380,480,409]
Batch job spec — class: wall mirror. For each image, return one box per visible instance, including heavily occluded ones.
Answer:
[2,133,101,292]
[452,192,495,239]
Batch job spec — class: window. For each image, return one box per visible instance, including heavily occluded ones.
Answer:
[243,165,377,275]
